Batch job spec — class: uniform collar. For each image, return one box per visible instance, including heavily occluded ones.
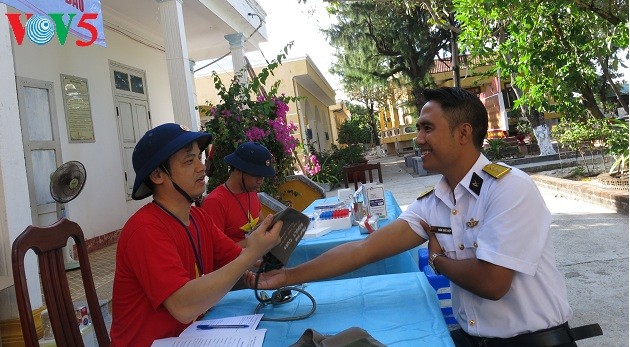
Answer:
[460,154,491,197]
[435,154,491,200]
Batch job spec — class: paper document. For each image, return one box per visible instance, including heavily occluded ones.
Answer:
[179,314,263,337]
[151,329,266,347]
[151,315,266,347]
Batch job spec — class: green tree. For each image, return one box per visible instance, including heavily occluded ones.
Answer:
[456,0,628,155]
[324,0,451,113]
[331,78,387,145]
[337,104,373,145]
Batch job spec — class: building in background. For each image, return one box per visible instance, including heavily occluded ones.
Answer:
[376,82,417,155]
[0,0,267,343]
[328,101,352,147]
[377,55,563,153]
[195,55,343,154]
[430,55,561,137]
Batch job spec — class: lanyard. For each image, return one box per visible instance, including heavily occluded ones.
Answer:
[224,184,254,231]
[153,200,204,276]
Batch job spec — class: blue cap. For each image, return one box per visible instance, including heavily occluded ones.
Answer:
[224,142,275,178]
[132,123,212,200]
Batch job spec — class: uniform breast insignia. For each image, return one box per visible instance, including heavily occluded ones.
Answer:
[417,187,434,200]
[466,218,479,228]
[483,163,511,179]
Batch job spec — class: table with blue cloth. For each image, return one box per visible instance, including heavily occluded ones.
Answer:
[202,272,455,347]
[289,191,419,281]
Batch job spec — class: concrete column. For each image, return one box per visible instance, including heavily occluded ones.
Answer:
[224,33,248,86]
[157,0,197,129]
[496,72,508,132]
[189,59,201,131]
[378,108,385,130]
[0,4,41,320]
[391,94,400,128]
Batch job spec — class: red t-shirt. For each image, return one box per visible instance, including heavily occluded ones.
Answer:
[110,203,241,347]
[201,185,261,242]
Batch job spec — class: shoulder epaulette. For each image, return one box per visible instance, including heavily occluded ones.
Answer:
[483,163,511,179]
[417,187,434,200]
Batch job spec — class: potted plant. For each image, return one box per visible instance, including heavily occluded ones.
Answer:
[308,144,367,186]
[303,151,339,191]
[311,164,341,192]
[483,138,509,161]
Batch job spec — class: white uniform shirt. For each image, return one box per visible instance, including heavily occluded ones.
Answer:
[400,154,572,338]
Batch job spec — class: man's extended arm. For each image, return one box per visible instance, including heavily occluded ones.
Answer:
[247,219,426,289]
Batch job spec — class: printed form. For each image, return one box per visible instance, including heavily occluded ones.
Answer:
[152,314,265,347]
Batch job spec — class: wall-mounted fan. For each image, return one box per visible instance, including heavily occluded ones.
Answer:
[50,161,87,204]
[50,161,87,270]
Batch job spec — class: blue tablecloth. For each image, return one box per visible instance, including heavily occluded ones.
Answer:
[202,272,455,347]
[289,191,418,281]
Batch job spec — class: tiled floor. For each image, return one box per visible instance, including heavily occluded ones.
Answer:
[66,244,116,304]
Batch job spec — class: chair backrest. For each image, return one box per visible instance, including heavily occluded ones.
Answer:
[343,162,383,190]
[12,218,110,347]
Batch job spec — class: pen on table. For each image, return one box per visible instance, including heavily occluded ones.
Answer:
[196,324,249,330]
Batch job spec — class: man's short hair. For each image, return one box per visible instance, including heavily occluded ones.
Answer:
[423,87,488,150]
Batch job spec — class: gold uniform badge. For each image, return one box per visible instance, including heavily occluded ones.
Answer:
[466,218,479,228]
[483,163,511,179]
[417,187,434,200]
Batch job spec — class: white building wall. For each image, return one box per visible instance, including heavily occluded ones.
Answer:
[1,24,180,320]
[0,3,35,319]
[0,0,267,328]
[12,27,176,241]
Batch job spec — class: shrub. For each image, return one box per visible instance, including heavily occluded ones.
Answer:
[200,46,299,199]
[310,145,366,185]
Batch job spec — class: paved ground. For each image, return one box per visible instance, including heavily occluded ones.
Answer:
[329,155,629,347]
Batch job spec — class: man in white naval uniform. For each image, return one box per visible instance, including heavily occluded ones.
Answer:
[249,87,602,347]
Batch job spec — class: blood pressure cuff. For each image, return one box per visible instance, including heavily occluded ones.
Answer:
[288,327,386,347]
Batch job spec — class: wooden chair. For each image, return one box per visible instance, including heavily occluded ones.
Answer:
[343,162,383,190]
[12,218,110,347]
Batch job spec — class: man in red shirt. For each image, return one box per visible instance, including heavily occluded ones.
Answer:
[110,124,282,346]
[202,142,275,247]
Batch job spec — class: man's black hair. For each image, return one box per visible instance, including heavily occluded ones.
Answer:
[423,87,488,150]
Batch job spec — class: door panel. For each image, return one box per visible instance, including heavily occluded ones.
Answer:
[23,87,54,141]
[16,78,62,227]
[115,96,150,196]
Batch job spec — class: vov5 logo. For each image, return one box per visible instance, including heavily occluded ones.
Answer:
[6,12,99,46]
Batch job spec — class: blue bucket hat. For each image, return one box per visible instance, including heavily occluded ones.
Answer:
[224,142,275,178]
[132,123,212,200]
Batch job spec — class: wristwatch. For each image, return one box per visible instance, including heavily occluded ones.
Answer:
[429,252,445,275]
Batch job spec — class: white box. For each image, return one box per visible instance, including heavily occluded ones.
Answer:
[337,188,354,205]
[314,213,352,231]
[363,183,387,219]
[302,227,333,239]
